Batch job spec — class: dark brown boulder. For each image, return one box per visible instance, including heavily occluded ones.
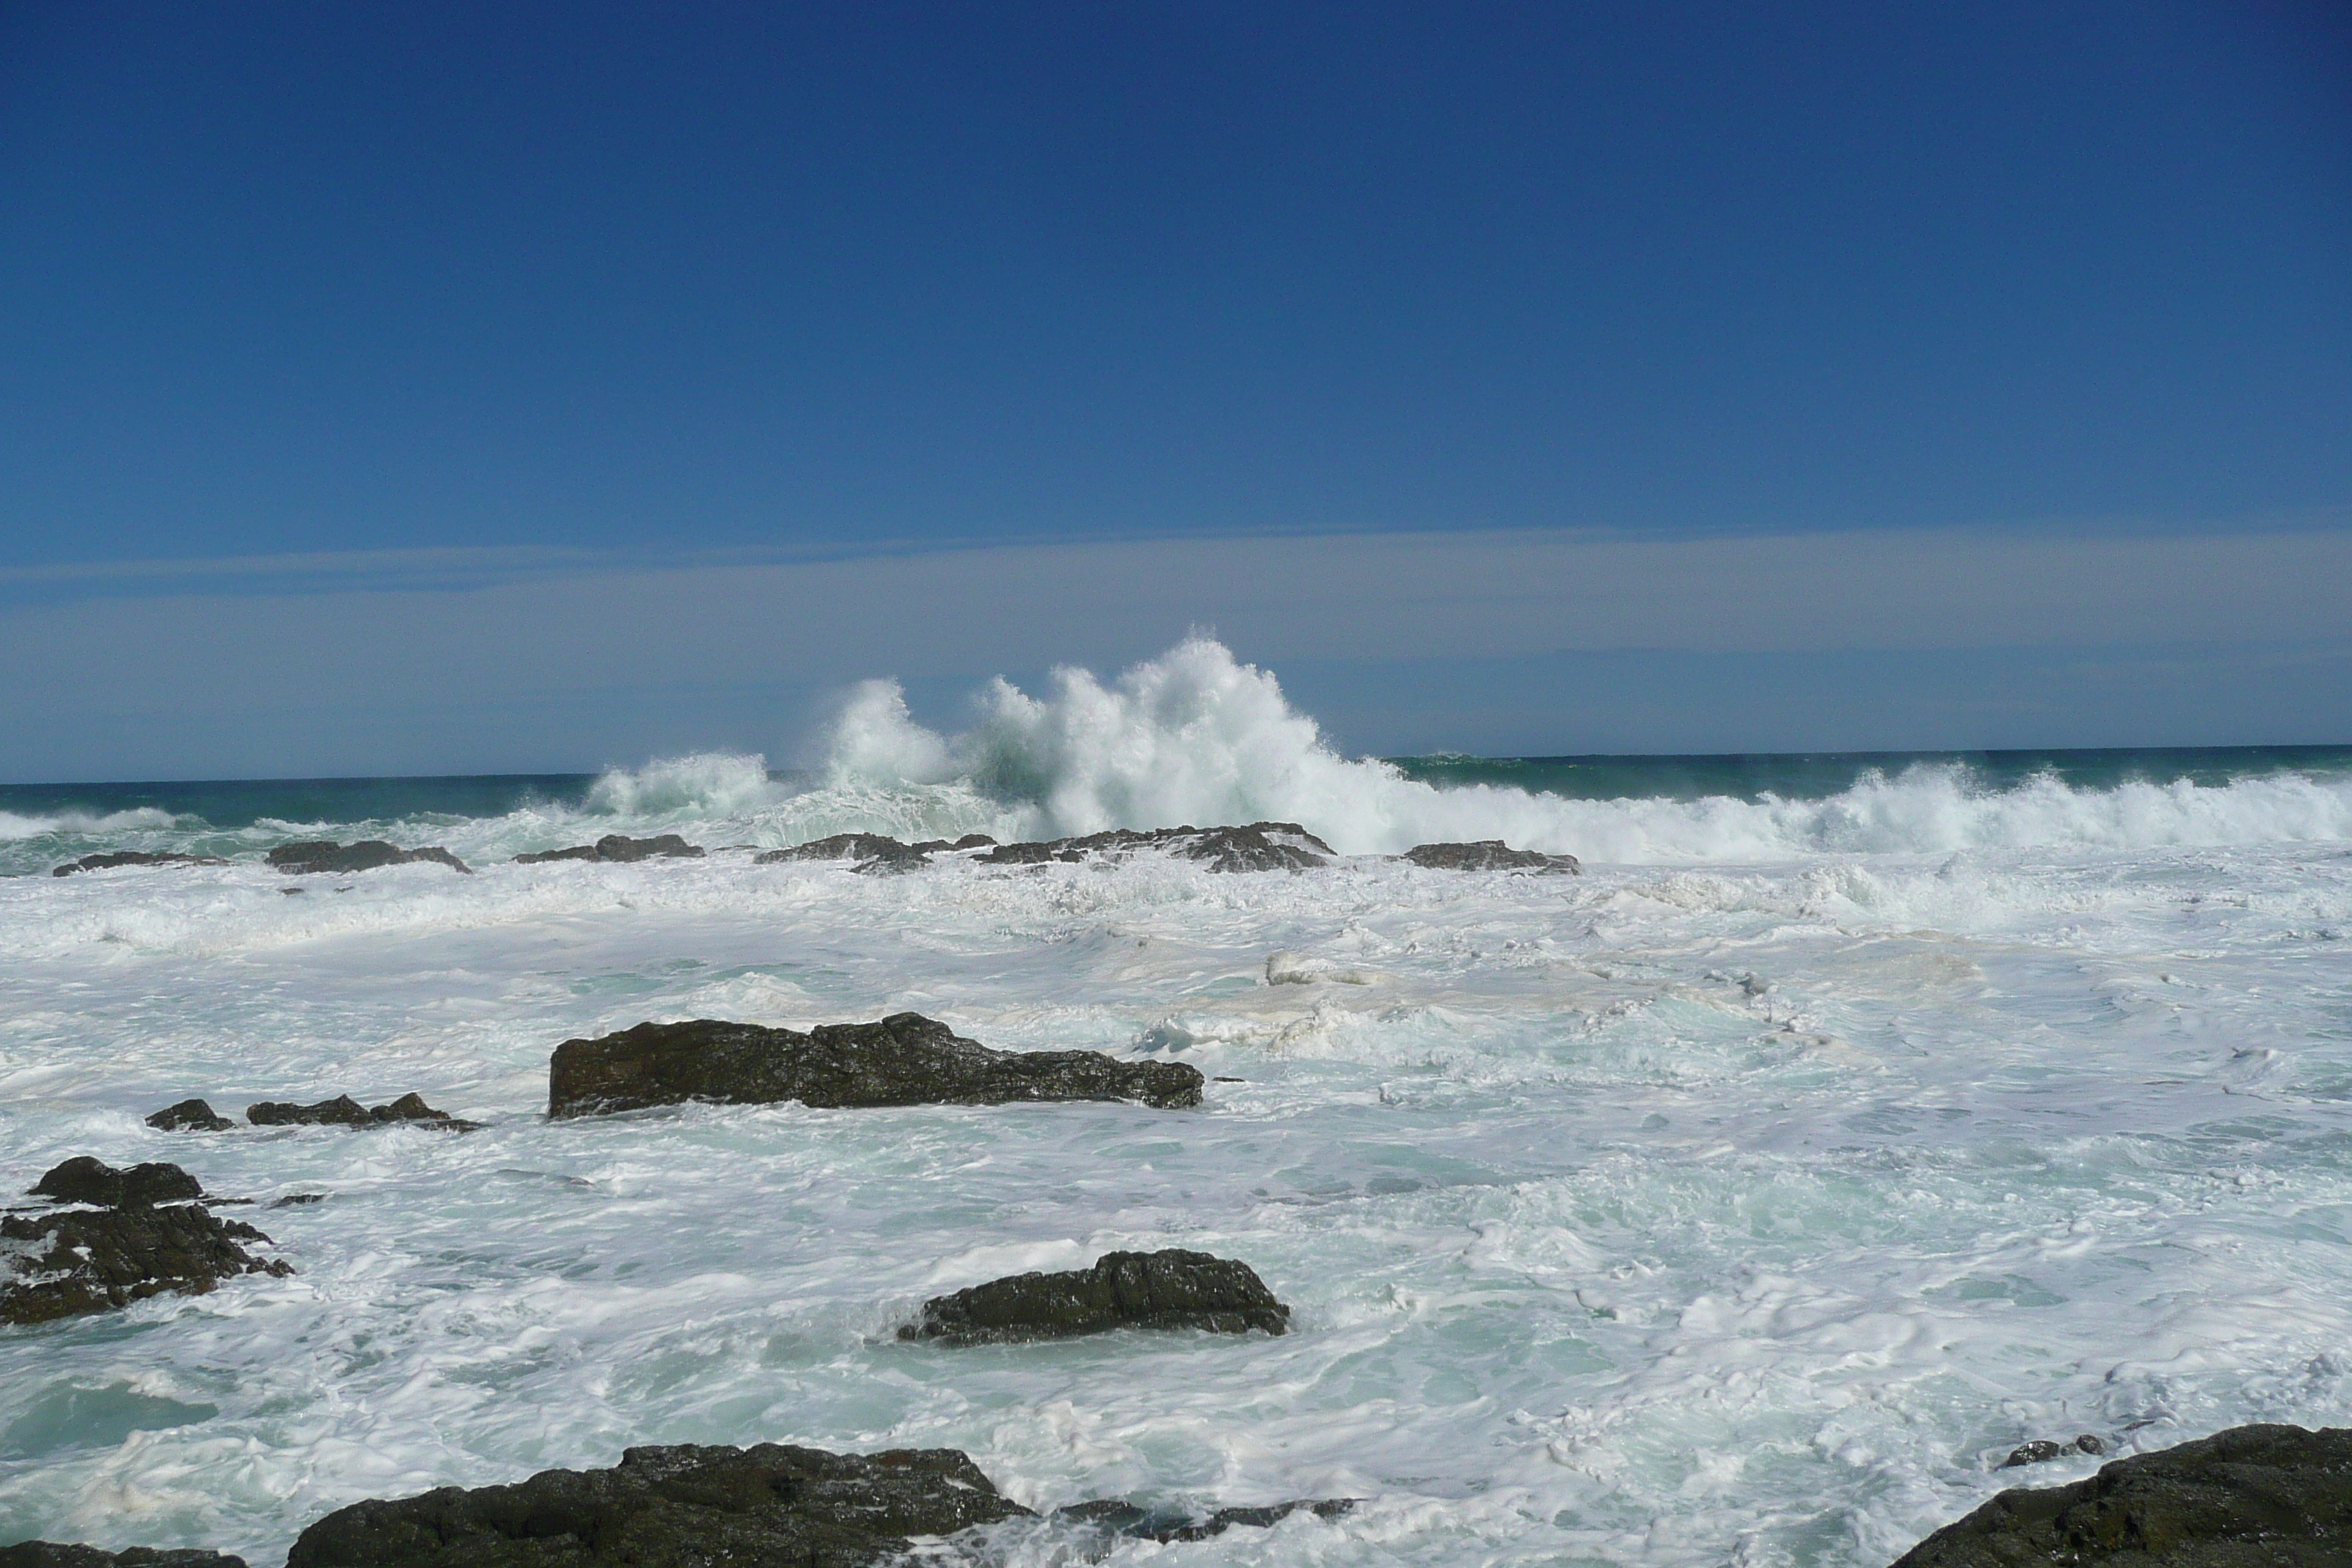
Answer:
[1401,840,1580,873]
[50,851,228,877]
[146,1098,235,1132]
[513,834,704,864]
[265,841,470,875]
[0,1546,246,1568]
[1889,1423,2352,1567]
[978,822,1333,872]
[548,1011,1202,1117]
[901,1248,1290,1345]
[246,1093,478,1131]
[1,1160,289,1326]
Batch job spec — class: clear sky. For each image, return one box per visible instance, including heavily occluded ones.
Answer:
[3,2,2348,779]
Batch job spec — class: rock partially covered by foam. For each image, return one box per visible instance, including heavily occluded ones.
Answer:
[246,1093,479,1131]
[2,1159,289,1326]
[1888,1423,2352,1566]
[901,1248,1290,1345]
[979,822,1333,872]
[513,834,705,864]
[1051,1498,1354,1542]
[2001,1434,2106,1469]
[284,1443,1029,1568]
[266,841,471,875]
[1401,840,1580,873]
[0,1547,248,1568]
[753,833,996,875]
[549,1012,1202,1117]
[146,1098,236,1132]
[50,851,228,877]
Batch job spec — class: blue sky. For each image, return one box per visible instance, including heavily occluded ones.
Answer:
[2,2,2348,778]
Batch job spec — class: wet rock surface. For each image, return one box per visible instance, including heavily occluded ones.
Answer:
[2002,1434,2108,1468]
[549,1011,1203,1117]
[146,1098,235,1132]
[1052,1497,1354,1542]
[979,821,1334,872]
[50,851,229,877]
[265,841,471,875]
[1890,1423,2352,1567]
[0,1547,248,1568]
[2,1158,289,1326]
[282,1442,1028,1568]
[1401,840,1580,873]
[513,834,704,864]
[246,1093,479,1131]
[902,1248,1291,1344]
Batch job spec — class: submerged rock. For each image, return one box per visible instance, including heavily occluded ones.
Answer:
[513,834,704,864]
[902,1248,1291,1344]
[283,1442,1028,1568]
[146,1098,235,1132]
[1,1158,288,1326]
[1052,1497,1354,1542]
[1889,1423,2352,1566]
[755,832,916,864]
[265,841,471,875]
[246,1093,479,1131]
[549,1011,1202,1117]
[1401,840,1580,873]
[979,821,1334,872]
[2001,1434,2107,1468]
[0,1547,247,1568]
[50,851,228,877]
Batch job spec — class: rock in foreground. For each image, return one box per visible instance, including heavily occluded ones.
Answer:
[1890,1423,2352,1567]
[146,1098,235,1132]
[246,1093,478,1131]
[1402,840,1580,873]
[549,1012,1202,1117]
[265,841,471,875]
[902,1248,1291,1344]
[50,851,229,877]
[980,822,1333,872]
[1,1158,288,1326]
[513,834,704,864]
[0,1547,247,1568]
[1052,1497,1354,1542]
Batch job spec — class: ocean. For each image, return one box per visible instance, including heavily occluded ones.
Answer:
[3,639,2350,1567]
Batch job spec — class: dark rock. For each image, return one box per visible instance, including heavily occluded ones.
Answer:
[2002,1435,2106,1468]
[513,834,705,865]
[282,1442,1030,1568]
[0,1546,247,1568]
[146,1098,235,1133]
[1890,1423,2352,1567]
[246,1093,478,1131]
[1401,840,1580,874]
[907,833,998,851]
[30,1156,204,1207]
[754,833,913,864]
[549,1011,1203,1118]
[2,1163,289,1325]
[978,822,1334,873]
[266,841,471,875]
[901,1248,1290,1344]
[1052,1497,1354,1542]
[272,1193,327,1207]
[50,851,228,877]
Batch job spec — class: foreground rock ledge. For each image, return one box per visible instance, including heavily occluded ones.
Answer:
[0,1548,246,1568]
[903,1248,1291,1344]
[1889,1422,2352,1567]
[549,1011,1203,1117]
[1,1158,288,1327]
[282,1443,1347,1568]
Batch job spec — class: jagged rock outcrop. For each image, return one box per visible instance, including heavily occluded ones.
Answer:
[0,1547,247,1568]
[979,822,1333,872]
[1401,840,1580,873]
[279,1442,1346,1568]
[2002,1434,2107,1468]
[246,1093,479,1131]
[50,851,228,877]
[901,1248,1290,1344]
[753,832,995,875]
[549,1011,1202,1117]
[266,842,470,875]
[513,834,704,864]
[1889,1423,2352,1567]
[146,1098,235,1132]
[1,1158,289,1326]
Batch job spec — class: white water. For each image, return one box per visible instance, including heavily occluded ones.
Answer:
[3,641,2351,1567]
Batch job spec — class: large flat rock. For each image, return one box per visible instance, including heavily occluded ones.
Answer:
[548,1011,1202,1117]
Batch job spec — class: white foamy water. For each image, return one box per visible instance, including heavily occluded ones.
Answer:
[3,641,2351,1567]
